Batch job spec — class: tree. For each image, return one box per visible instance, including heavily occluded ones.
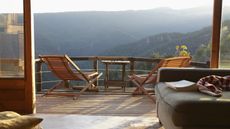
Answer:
[193,43,210,62]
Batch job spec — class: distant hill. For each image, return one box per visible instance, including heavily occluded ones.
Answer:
[219,20,230,60]
[103,20,230,60]
[34,7,217,57]
[102,27,212,57]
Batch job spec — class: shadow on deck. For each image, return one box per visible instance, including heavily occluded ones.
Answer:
[36,87,156,117]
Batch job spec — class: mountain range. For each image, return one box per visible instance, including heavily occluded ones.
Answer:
[102,27,212,57]
[34,7,223,57]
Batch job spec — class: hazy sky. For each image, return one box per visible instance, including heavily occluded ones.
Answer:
[0,0,230,13]
[31,0,213,13]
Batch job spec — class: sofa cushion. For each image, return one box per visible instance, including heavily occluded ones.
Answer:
[0,111,43,129]
[156,83,230,126]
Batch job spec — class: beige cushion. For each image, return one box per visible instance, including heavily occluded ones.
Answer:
[0,111,43,129]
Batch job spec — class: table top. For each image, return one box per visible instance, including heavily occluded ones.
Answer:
[101,60,130,65]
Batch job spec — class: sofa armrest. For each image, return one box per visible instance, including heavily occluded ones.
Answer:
[157,68,230,82]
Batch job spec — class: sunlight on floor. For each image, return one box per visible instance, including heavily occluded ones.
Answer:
[36,114,162,129]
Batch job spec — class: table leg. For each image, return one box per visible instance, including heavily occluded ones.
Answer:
[104,64,109,90]
[122,64,126,92]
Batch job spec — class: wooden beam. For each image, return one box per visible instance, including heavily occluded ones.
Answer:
[211,0,223,68]
[24,0,35,114]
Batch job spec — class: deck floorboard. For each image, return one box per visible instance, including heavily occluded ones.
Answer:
[36,90,156,116]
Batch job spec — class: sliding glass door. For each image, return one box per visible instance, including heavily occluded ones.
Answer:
[0,0,34,114]
[220,0,230,68]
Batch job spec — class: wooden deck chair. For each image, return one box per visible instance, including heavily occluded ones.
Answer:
[129,56,191,102]
[39,55,102,100]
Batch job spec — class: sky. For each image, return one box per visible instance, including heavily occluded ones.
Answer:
[31,0,213,13]
[0,0,230,13]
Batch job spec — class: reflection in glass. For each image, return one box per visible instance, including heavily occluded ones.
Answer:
[220,0,230,68]
[0,1,24,77]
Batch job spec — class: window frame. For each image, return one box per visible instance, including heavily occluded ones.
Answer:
[211,0,223,68]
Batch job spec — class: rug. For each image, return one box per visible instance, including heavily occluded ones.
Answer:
[36,114,163,129]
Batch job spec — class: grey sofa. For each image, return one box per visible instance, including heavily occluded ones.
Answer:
[155,68,230,129]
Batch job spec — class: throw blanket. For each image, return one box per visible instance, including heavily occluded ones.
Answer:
[197,75,230,97]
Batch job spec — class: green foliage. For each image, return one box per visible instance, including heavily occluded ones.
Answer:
[152,52,161,58]
[193,43,210,62]
[193,20,230,62]
[220,24,230,60]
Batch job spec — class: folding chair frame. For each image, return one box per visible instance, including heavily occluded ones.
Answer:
[40,55,102,100]
[129,56,192,102]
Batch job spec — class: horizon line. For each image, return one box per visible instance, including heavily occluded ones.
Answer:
[0,6,215,14]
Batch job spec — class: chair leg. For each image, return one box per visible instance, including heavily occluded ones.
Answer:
[74,73,103,100]
[43,81,64,96]
[43,73,103,100]
[43,81,78,98]
[133,87,144,95]
[87,83,99,92]
[131,80,156,103]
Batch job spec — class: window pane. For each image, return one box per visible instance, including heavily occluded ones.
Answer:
[0,0,24,77]
[33,0,213,64]
[220,0,230,68]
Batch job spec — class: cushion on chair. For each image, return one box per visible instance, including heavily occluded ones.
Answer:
[0,111,43,129]
[156,83,230,127]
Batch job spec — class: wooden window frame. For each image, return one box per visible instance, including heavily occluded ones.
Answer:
[23,0,224,113]
[211,0,223,68]
[24,0,35,113]
[0,0,221,114]
[0,0,34,114]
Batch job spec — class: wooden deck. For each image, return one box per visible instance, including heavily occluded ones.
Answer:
[35,87,161,129]
[36,88,156,117]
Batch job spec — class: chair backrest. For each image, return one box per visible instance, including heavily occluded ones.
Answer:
[39,55,86,80]
[147,56,192,78]
[161,56,191,68]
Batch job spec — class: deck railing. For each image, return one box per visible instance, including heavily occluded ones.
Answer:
[35,56,209,92]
